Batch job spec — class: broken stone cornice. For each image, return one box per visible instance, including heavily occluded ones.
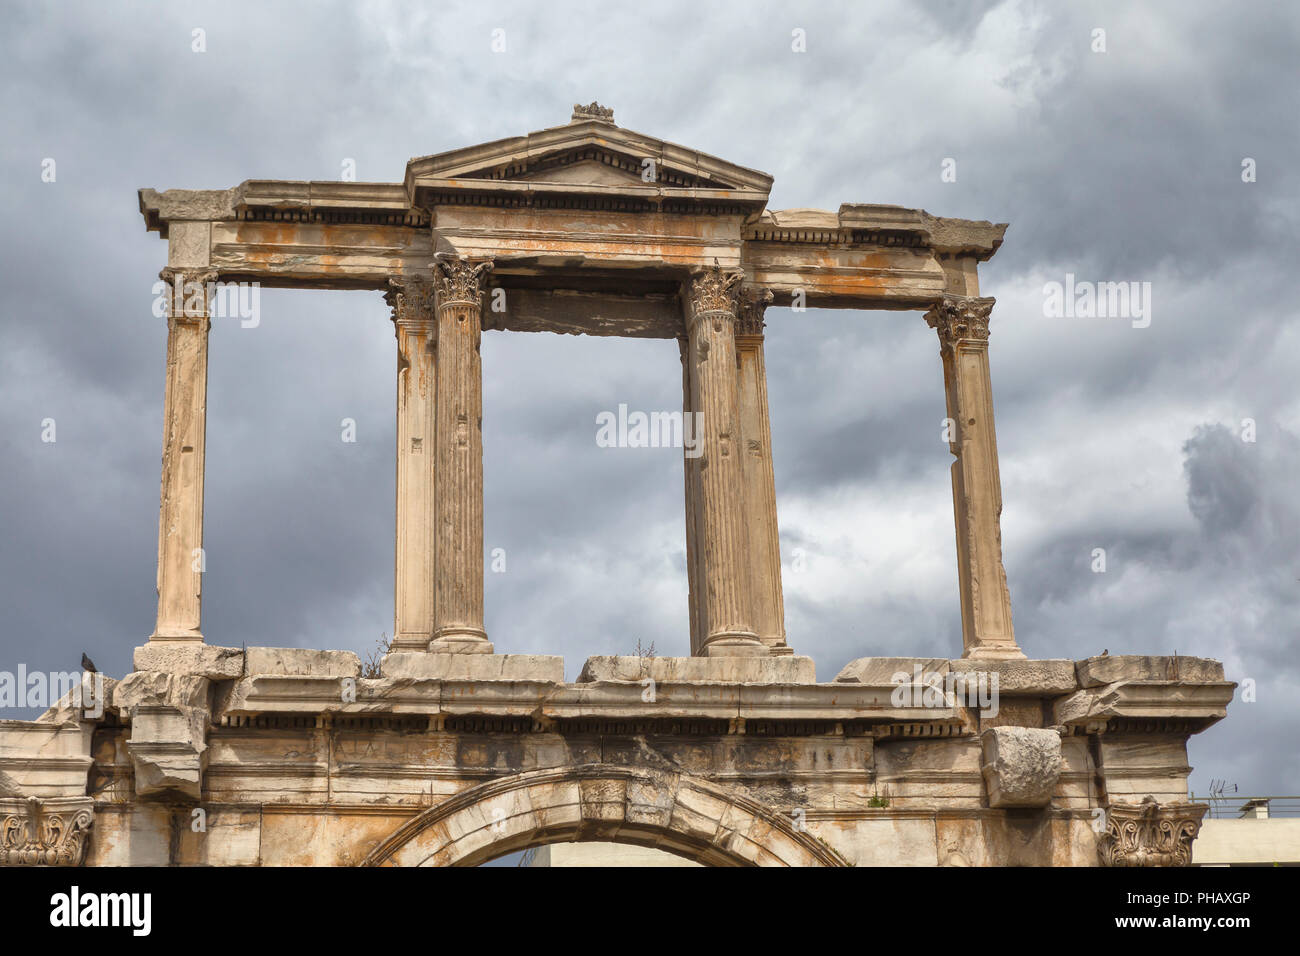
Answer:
[138,187,240,236]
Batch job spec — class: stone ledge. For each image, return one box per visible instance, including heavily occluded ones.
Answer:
[950,659,1076,695]
[245,647,360,678]
[834,657,1076,695]
[1076,655,1224,688]
[578,655,815,684]
[1055,679,1236,731]
[210,674,966,725]
[0,722,95,798]
[381,653,563,682]
[133,644,364,680]
[834,658,952,684]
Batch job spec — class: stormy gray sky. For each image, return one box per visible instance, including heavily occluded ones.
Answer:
[1,0,1296,798]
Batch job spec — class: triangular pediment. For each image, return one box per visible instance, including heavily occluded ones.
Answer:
[518,159,638,186]
[461,143,740,190]
[405,108,773,204]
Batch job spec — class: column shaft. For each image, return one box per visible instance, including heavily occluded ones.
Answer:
[679,336,705,653]
[388,277,437,650]
[431,255,493,652]
[152,268,215,641]
[685,268,764,657]
[735,289,788,652]
[925,295,1023,660]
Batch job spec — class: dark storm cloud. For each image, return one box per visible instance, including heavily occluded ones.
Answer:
[0,0,1294,794]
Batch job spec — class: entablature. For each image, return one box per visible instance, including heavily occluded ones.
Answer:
[137,108,1007,309]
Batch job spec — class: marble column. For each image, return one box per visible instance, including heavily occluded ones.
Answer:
[679,336,704,653]
[924,294,1024,660]
[683,267,765,657]
[151,267,216,642]
[386,276,437,651]
[431,254,494,653]
[734,288,789,653]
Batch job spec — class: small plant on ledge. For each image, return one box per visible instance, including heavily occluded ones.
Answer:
[361,632,391,679]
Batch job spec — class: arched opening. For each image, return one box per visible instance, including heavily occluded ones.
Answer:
[360,764,846,867]
[498,843,701,867]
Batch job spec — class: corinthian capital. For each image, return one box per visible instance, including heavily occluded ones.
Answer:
[0,798,94,866]
[158,266,218,287]
[736,287,774,337]
[158,267,219,324]
[433,254,493,308]
[1097,798,1208,867]
[385,275,436,330]
[689,266,744,320]
[925,294,995,349]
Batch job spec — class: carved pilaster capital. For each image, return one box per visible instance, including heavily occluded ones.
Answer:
[386,275,436,333]
[1097,797,1208,867]
[0,797,94,866]
[687,266,744,332]
[925,294,995,350]
[158,266,218,287]
[433,254,494,310]
[158,267,219,325]
[736,287,774,337]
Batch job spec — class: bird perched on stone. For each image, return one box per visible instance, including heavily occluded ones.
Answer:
[1100,649,1108,656]
[81,653,97,673]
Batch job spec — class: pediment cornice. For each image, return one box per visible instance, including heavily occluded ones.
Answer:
[403,115,773,214]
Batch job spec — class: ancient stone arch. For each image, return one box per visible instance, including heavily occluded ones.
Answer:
[360,764,846,867]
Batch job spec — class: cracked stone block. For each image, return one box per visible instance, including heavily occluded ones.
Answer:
[981,726,1061,808]
[133,643,244,680]
[833,658,950,684]
[579,655,814,683]
[1075,655,1224,688]
[114,672,211,801]
[947,659,1077,695]
[381,652,561,681]
[245,647,361,678]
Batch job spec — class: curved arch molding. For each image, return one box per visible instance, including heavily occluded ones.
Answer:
[360,764,847,867]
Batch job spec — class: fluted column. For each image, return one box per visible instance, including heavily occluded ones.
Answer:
[925,294,1023,660]
[679,335,704,653]
[151,267,215,641]
[684,267,765,657]
[734,288,789,653]
[431,254,493,653]
[386,276,437,651]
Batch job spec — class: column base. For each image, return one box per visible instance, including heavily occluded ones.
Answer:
[430,627,493,654]
[390,632,434,652]
[148,627,204,643]
[701,633,769,658]
[962,642,1028,661]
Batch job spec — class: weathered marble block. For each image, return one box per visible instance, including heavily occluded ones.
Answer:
[980,726,1061,808]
